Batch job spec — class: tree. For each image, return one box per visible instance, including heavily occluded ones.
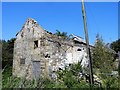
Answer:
[54,30,68,39]
[2,38,16,68]
[110,39,120,53]
[56,62,89,88]
[92,35,114,73]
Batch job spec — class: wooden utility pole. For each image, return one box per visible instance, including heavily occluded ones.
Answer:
[118,51,120,79]
[118,51,120,88]
[81,0,94,85]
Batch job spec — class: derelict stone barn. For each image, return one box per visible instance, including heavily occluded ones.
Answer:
[13,18,92,79]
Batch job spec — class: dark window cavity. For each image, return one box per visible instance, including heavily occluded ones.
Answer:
[74,40,81,44]
[34,40,38,48]
[77,48,82,51]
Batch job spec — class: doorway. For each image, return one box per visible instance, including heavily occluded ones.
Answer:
[32,61,41,79]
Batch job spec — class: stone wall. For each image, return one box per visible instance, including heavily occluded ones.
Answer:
[13,18,89,79]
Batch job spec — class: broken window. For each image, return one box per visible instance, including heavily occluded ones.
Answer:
[20,58,25,64]
[34,40,38,48]
[77,48,81,51]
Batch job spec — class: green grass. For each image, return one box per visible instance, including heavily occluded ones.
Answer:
[2,65,120,89]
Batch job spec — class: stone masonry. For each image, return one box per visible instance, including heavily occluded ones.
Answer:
[13,18,92,79]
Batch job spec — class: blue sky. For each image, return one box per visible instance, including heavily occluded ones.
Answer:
[2,2,118,45]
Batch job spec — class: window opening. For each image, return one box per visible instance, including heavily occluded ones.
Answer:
[34,40,38,48]
[77,48,82,51]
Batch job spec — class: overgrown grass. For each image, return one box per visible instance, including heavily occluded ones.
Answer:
[2,64,120,89]
[2,63,89,88]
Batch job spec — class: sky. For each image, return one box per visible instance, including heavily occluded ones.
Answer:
[2,2,118,45]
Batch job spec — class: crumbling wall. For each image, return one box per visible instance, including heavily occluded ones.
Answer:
[13,18,46,79]
[13,18,89,80]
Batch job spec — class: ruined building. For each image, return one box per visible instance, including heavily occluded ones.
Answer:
[13,18,93,79]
